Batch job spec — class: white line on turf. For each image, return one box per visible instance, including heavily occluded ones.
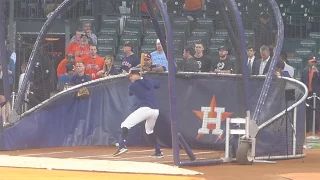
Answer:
[75,149,155,159]
[18,151,74,157]
[105,151,214,160]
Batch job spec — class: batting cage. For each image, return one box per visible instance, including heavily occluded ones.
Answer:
[0,0,309,168]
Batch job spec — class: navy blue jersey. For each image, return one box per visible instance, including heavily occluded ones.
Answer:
[120,54,140,72]
[69,74,91,86]
[129,77,160,109]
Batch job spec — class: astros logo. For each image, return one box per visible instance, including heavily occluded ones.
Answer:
[193,95,233,139]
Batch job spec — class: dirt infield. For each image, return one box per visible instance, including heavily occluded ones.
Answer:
[0,147,319,180]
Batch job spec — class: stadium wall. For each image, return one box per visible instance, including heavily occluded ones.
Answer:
[0,74,306,157]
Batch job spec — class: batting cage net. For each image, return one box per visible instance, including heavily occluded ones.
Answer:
[0,0,308,167]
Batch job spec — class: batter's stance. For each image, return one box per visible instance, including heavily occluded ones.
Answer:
[113,67,164,158]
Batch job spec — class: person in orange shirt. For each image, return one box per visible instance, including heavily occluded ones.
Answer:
[66,30,82,55]
[183,0,205,20]
[56,54,76,77]
[301,57,320,134]
[72,34,90,61]
[81,44,104,80]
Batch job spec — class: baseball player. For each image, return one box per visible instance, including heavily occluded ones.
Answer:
[113,67,164,158]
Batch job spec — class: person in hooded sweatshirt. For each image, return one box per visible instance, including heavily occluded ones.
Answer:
[112,67,163,158]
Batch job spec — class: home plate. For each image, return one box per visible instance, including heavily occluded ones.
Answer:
[0,155,202,175]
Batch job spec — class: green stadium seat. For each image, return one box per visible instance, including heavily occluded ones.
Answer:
[141,44,157,54]
[100,15,120,30]
[99,28,118,36]
[191,29,211,38]
[172,29,186,39]
[122,27,142,37]
[98,45,116,56]
[174,54,184,71]
[244,30,255,47]
[210,36,228,46]
[208,44,221,56]
[215,29,229,37]
[143,35,158,45]
[300,39,317,53]
[287,57,303,79]
[186,36,208,47]
[195,18,214,31]
[97,35,117,46]
[171,16,191,36]
[125,17,143,28]
[145,28,157,37]
[120,35,140,46]
[115,53,124,68]
[125,17,143,35]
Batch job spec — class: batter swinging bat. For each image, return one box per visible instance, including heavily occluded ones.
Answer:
[140,53,145,77]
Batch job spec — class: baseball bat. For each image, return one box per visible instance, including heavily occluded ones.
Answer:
[140,53,145,77]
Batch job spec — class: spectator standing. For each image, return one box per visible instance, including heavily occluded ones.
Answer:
[301,57,320,134]
[183,0,205,21]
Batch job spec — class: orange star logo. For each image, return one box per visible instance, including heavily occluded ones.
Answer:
[193,95,233,139]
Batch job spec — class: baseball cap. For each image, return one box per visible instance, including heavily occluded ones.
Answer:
[218,46,229,51]
[309,57,317,62]
[124,41,133,48]
[129,67,140,75]
[156,39,160,44]
[65,63,74,72]
[144,53,152,61]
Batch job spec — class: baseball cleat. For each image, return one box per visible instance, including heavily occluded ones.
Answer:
[151,152,164,158]
[112,147,128,157]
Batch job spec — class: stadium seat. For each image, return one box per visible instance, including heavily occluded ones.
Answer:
[191,29,211,38]
[173,37,184,53]
[100,15,120,31]
[300,39,317,54]
[99,27,119,36]
[97,35,117,46]
[125,17,144,35]
[143,35,158,45]
[195,18,214,32]
[287,57,303,79]
[186,36,208,48]
[172,29,186,40]
[210,36,228,46]
[309,32,320,42]
[145,28,157,37]
[207,44,221,56]
[122,27,142,37]
[215,29,229,37]
[120,34,140,46]
[244,30,255,47]
[115,53,124,68]
[140,44,157,54]
[174,54,184,71]
[98,44,116,56]
[171,16,191,37]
